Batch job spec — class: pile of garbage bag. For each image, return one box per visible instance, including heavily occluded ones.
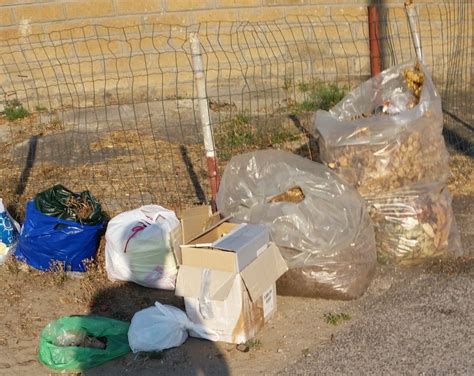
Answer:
[15,185,106,272]
[314,62,462,264]
[216,149,377,300]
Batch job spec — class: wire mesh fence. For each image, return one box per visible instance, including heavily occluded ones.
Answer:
[0,1,471,218]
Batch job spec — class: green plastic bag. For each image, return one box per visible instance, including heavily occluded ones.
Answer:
[38,315,131,371]
[35,184,107,225]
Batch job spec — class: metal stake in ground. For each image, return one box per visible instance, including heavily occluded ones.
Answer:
[190,33,220,211]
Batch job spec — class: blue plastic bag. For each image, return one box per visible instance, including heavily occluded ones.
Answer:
[0,198,20,263]
[15,200,104,272]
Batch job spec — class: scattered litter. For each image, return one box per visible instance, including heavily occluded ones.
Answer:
[128,301,219,353]
[105,205,180,290]
[216,149,377,300]
[38,315,130,371]
[236,343,250,353]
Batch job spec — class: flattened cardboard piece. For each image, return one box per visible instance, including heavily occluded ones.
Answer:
[175,265,236,301]
[240,243,288,301]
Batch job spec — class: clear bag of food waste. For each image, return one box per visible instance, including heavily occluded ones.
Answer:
[216,150,377,300]
[314,62,450,196]
[367,183,462,265]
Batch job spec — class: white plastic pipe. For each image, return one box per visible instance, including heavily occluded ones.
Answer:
[189,33,220,207]
[405,1,423,62]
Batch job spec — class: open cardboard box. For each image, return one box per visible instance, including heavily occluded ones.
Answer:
[175,242,287,344]
[172,205,287,343]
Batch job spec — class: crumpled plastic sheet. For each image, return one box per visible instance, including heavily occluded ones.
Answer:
[217,150,377,299]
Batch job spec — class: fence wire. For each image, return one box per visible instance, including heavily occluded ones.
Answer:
[0,1,471,218]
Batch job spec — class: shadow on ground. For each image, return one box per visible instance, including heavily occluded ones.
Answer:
[82,284,230,376]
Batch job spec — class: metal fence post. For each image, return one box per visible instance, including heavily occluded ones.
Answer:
[368,5,382,77]
[190,33,220,210]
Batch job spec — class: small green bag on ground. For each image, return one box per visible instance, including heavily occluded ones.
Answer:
[38,315,131,371]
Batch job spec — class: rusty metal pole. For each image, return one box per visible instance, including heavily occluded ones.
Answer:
[190,33,220,211]
[368,5,382,77]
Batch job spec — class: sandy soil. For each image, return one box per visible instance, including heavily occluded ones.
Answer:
[0,191,472,376]
[0,110,472,375]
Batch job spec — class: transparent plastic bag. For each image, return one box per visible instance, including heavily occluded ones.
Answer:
[313,62,462,263]
[314,62,450,196]
[367,183,462,265]
[216,150,377,300]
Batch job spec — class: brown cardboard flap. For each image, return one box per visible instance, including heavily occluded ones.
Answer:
[180,206,213,244]
[175,265,237,301]
[185,216,234,244]
[187,222,237,246]
[240,243,288,302]
[181,246,238,273]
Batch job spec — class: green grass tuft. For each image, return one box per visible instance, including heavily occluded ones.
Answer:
[2,99,30,121]
[324,312,351,326]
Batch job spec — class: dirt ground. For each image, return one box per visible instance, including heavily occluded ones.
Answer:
[0,108,472,375]
[0,159,472,376]
[0,230,472,376]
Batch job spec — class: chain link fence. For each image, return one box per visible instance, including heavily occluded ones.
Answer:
[0,1,471,218]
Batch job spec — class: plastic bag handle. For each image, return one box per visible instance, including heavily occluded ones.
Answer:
[123,221,148,253]
[140,206,177,225]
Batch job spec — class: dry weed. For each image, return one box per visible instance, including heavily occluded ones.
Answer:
[48,260,69,287]
[80,239,109,305]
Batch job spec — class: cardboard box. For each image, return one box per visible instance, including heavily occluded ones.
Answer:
[175,243,287,344]
[181,222,270,273]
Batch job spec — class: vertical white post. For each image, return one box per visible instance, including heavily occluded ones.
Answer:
[190,33,220,209]
[405,0,423,62]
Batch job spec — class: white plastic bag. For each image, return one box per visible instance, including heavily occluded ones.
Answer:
[0,198,20,264]
[128,301,219,352]
[105,205,180,290]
